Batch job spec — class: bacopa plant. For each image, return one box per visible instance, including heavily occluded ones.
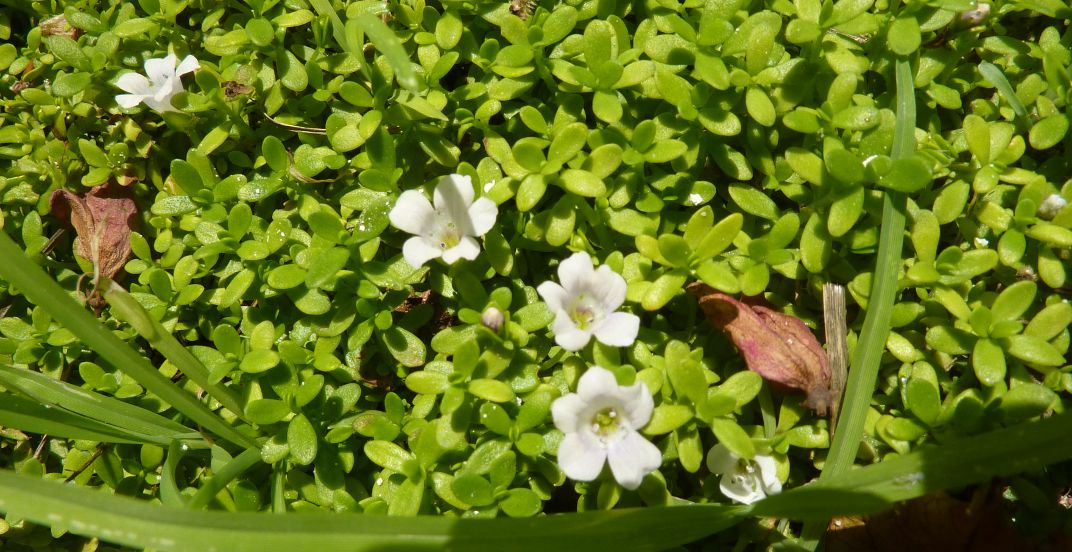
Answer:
[1,0,1072,549]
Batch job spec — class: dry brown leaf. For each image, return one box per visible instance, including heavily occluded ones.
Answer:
[827,490,1026,552]
[50,182,138,283]
[689,282,833,415]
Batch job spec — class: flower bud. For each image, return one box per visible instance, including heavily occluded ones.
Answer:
[481,306,505,332]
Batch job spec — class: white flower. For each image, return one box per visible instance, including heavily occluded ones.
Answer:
[551,366,662,490]
[1037,194,1067,220]
[388,174,498,267]
[536,252,640,351]
[115,54,200,113]
[706,444,782,505]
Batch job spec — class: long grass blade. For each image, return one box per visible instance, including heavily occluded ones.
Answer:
[0,364,200,440]
[797,57,916,545]
[0,468,744,551]
[103,282,246,419]
[752,407,1072,519]
[0,232,257,450]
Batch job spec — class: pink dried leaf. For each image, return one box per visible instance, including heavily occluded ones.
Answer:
[49,182,138,282]
[689,282,833,415]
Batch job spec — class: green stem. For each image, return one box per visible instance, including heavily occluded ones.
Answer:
[0,232,257,450]
[798,58,915,545]
[104,281,247,420]
[188,448,264,510]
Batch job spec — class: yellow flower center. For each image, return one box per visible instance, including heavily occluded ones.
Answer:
[591,407,621,438]
[569,295,598,329]
[437,222,461,250]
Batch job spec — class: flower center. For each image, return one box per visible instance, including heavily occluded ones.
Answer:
[436,222,461,250]
[590,407,623,440]
[568,295,600,329]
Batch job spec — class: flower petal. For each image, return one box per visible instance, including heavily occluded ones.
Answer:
[550,393,589,433]
[115,93,146,108]
[389,190,436,235]
[591,265,627,311]
[536,281,569,313]
[557,251,593,294]
[575,365,620,403]
[606,430,662,490]
[719,472,765,505]
[706,444,738,474]
[754,454,782,495]
[619,381,654,430]
[116,73,151,96]
[557,432,606,482]
[467,197,498,236]
[175,55,200,76]
[593,311,639,348]
[401,236,442,268]
[144,54,177,86]
[551,314,593,351]
[433,174,475,233]
[441,236,480,264]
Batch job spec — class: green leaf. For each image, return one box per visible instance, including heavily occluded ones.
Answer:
[349,14,419,92]
[1002,334,1065,366]
[287,414,318,465]
[44,35,90,71]
[887,15,921,55]
[382,327,427,367]
[468,379,515,403]
[709,418,755,460]
[558,169,606,197]
[1029,115,1069,150]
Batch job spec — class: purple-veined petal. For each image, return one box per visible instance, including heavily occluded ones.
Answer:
[606,430,662,490]
[557,432,606,482]
[467,196,498,236]
[389,190,436,235]
[401,236,442,268]
[593,311,639,348]
[442,236,480,264]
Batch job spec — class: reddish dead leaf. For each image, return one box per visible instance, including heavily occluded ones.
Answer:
[689,282,833,415]
[50,182,138,283]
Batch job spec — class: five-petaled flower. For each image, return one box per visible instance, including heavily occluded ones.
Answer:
[551,365,662,490]
[537,252,640,351]
[706,444,782,505]
[115,54,200,113]
[388,174,498,267]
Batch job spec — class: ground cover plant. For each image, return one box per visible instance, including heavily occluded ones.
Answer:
[1,0,1071,549]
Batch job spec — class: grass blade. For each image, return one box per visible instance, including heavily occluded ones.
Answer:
[798,58,916,545]
[0,364,200,440]
[0,232,257,450]
[752,407,1072,519]
[0,468,745,551]
[0,394,150,444]
[104,282,246,419]
[187,448,264,510]
[978,61,1029,122]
